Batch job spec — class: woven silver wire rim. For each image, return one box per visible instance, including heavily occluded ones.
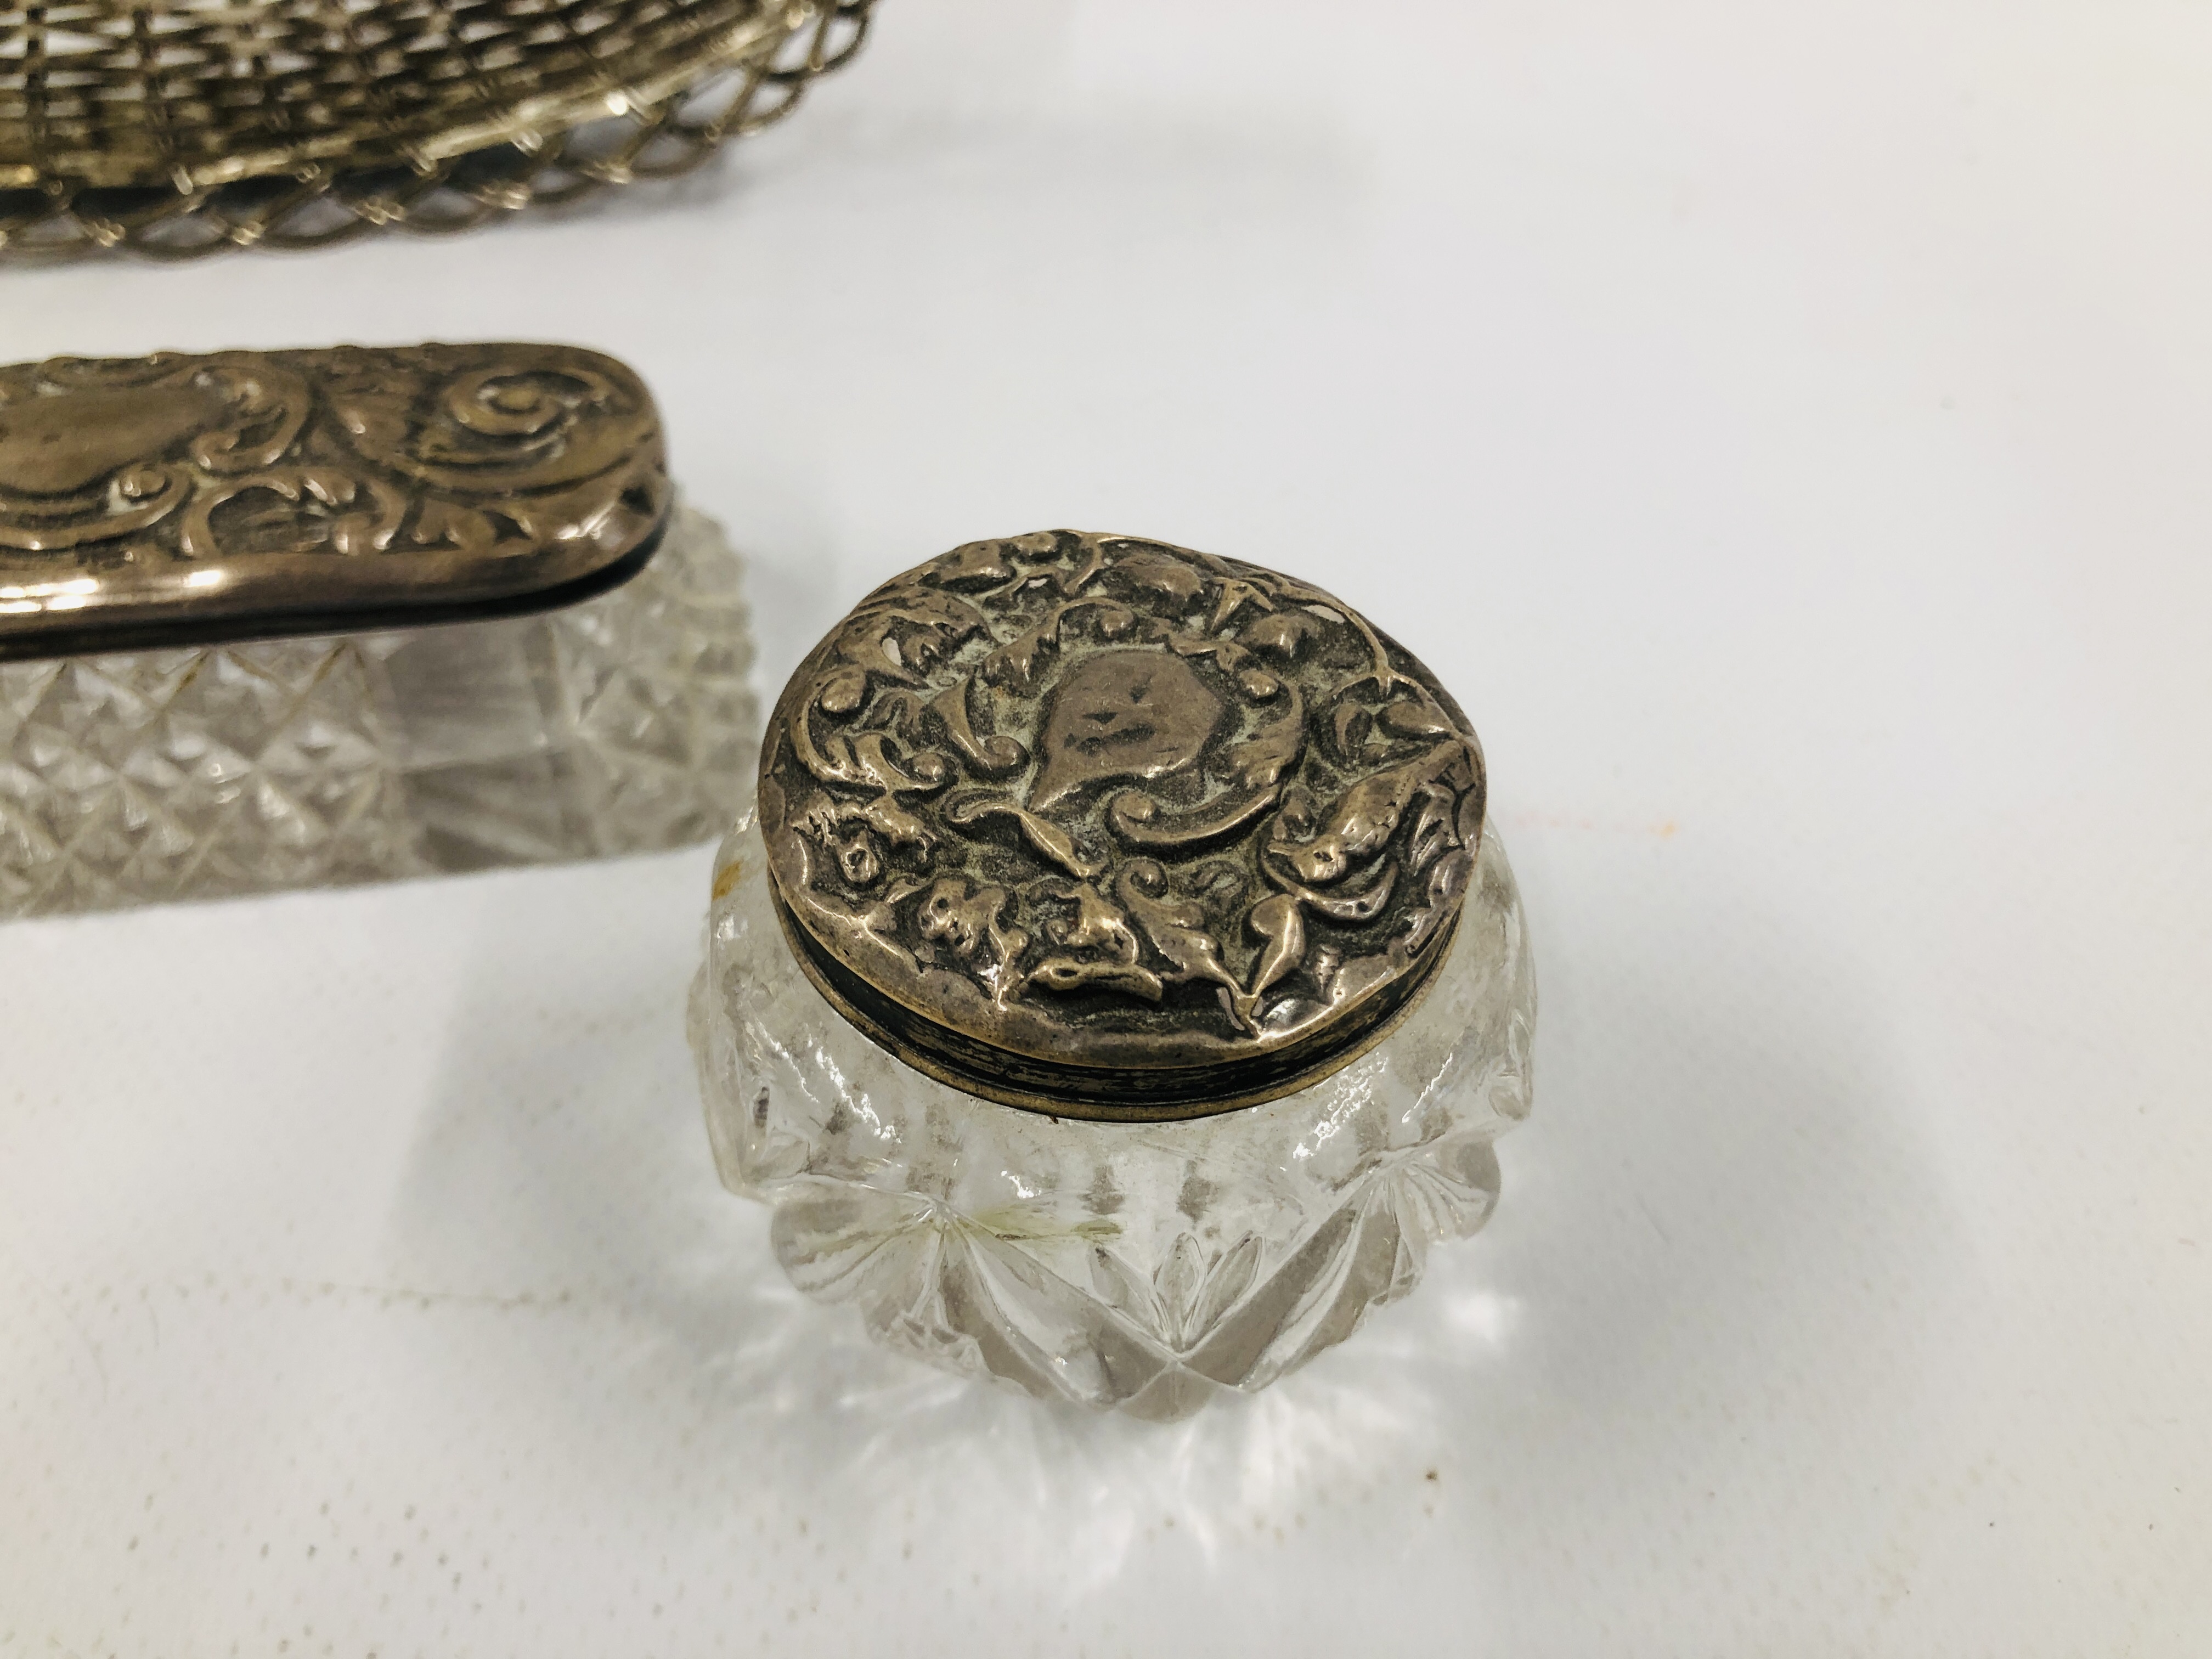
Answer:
[0,0,872,261]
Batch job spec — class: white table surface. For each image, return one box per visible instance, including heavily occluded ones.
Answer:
[4,2,2208,1653]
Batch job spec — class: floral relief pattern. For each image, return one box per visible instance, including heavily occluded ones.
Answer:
[759,531,1487,1116]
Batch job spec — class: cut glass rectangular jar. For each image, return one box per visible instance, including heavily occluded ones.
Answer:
[0,343,757,916]
[2,506,755,915]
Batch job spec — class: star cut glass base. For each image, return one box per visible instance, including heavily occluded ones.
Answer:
[1,506,756,918]
[689,806,1536,1420]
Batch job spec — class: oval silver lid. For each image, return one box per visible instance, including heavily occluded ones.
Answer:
[0,342,669,662]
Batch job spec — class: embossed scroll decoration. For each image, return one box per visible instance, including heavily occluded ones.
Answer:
[759,532,1487,1120]
[0,343,668,659]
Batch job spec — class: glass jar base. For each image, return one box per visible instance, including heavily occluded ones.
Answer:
[690,809,1537,1420]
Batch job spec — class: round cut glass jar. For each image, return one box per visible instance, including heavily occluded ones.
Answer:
[689,804,1534,1420]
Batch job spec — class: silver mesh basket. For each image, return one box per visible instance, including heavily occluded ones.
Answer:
[0,0,871,258]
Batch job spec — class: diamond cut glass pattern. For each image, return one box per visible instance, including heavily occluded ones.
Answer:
[1,506,755,916]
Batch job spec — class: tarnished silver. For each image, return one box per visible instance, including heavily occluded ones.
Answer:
[1,342,759,918]
[758,531,1487,1120]
[0,1,872,259]
[0,343,668,659]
